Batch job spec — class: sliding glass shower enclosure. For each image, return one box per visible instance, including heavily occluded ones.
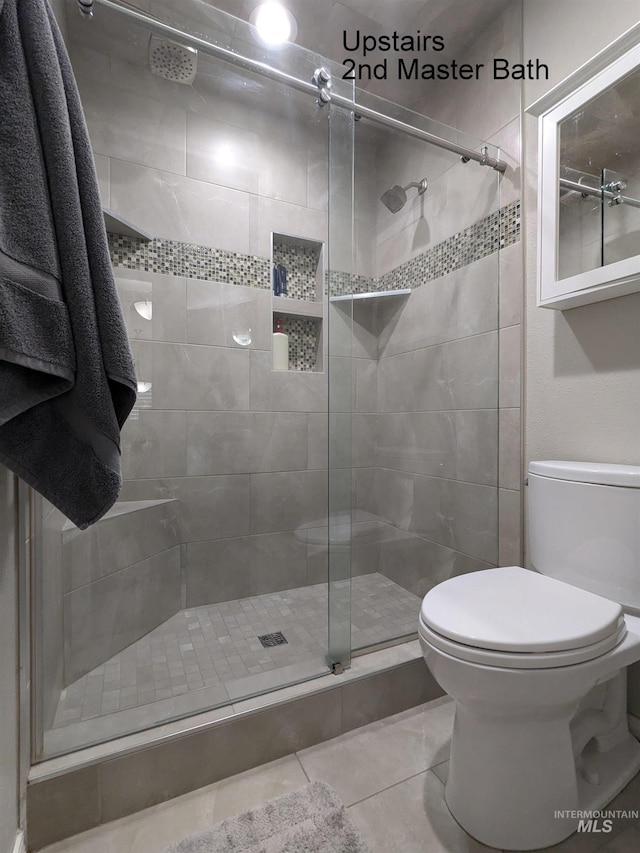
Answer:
[32,0,506,760]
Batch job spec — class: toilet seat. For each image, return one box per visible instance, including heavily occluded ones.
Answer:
[419,566,626,669]
[419,614,626,668]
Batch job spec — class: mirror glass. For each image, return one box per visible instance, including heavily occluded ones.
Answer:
[558,65,640,281]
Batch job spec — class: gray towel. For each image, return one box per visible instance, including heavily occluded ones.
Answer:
[0,0,137,528]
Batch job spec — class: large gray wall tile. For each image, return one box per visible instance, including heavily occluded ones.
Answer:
[186,532,308,606]
[250,470,328,535]
[412,475,498,564]
[499,324,521,408]
[377,332,498,412]
[371,470,498,565]
[186,281,271,350]
[375,524,495,597]
[79,78,186,174]
[355,358,377,413]
[110,160,253,253]
[121,410,187,480]
[250,351,327,412]
[132,341,250,411]
[115,270,187,344]
[307,414,328,470]
[249,196,327,258]
[499,408,521,490]
[379,254,499,358]
[187,112,309,207]
[328,356,356,414]
[93,153,110,206]
[187,412,308,476]
[353,414,377,469]
[499,240,523,328]
[375,410,497,486]
[175,476,251,543]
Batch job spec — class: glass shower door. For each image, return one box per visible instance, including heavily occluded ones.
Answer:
[327,98,356,672]
[31,0,356,760]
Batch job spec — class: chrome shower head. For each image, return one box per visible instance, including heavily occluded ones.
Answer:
[380,178,428,213]
[380,185,407,213]
[149,36,198,84]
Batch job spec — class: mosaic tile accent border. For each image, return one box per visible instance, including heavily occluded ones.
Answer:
[108,201,518,372]
[108,201,520,297]
[108,235,270,290]
[379,200,520,291]
[326,201,519,296]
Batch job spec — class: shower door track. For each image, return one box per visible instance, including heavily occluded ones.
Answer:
[77,0,507,172]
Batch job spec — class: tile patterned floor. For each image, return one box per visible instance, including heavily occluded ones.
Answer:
[40,696,640,853]
[53,573,421,729]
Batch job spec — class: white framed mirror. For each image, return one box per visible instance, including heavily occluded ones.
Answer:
[528,23,640,310]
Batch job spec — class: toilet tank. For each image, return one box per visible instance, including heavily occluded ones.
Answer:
[528,461,640,614]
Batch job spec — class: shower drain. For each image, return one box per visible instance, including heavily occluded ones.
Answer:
[258,632,288,648]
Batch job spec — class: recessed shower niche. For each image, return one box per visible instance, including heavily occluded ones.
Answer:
[271,232,325,372]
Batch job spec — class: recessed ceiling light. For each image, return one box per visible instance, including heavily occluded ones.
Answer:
[250,2,297,46]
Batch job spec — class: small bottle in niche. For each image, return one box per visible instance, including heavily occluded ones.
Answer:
[272,316,289,371]
[277,264,287,296]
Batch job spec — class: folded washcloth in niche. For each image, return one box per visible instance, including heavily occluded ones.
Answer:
[0,0,136,528]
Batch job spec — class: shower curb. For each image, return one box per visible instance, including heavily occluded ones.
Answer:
[26,642,442,850]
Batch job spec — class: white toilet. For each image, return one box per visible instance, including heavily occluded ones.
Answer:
[418,461,640,850]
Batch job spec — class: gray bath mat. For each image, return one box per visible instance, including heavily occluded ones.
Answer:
[163,781,370,853]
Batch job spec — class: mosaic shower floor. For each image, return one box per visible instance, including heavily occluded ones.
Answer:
[52,573,421,731]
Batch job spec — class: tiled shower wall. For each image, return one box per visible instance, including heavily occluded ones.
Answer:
[350,133,512,597]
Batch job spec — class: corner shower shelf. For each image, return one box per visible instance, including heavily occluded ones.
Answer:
[103,207,153,241]
[330,288,411,302]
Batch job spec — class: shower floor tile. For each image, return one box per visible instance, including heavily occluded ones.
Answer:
[52,573,420,730]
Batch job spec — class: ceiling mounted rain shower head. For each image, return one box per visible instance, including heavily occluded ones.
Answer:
[149,36,198,84]
[380,178,428,213]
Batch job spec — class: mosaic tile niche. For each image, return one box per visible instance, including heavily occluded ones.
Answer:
[271,233,324,372]
[273,314,320,372]
[272,236,323,302]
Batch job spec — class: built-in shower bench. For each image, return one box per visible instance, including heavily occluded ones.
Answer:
[61,499,181,684]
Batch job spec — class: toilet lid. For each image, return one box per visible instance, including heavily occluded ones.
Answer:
[420,567,624,653]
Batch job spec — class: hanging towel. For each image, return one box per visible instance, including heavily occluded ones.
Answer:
[0,0,137,528]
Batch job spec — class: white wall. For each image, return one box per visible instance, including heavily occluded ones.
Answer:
[523,1,640,472]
